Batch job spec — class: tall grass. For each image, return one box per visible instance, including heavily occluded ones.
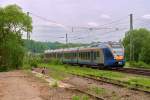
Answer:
[126,61,150,69]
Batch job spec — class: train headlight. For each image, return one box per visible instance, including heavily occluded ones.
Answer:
[114,56,124,60]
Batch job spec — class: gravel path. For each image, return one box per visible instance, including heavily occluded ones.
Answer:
[0,71,49,100]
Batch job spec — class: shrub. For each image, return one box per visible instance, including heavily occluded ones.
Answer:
[49,59,62,65]
[51,81,58,88]
[72,95,80,100]
[30,60,38,68]
[128,61,150,69]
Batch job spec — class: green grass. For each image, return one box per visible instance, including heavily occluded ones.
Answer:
[125,61,150,69]
[72,95,89,100]
[51,81,58,88]
[82,95,89,100]
[90,86,106,95]
[48,68,68,80]
[39,63,150,91]
[72,95,80,100]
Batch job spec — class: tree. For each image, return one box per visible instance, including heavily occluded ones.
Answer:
[123,28,150,63]
[0,4,32,70]
[139,35,150,64]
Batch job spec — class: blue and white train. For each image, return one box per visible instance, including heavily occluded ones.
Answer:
[44,42,125,68]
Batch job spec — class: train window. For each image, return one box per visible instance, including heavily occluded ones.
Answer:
[82,52,84,59]
[81,52,83,59]
[84,52,86,60]
[86,52,88,60]
[96,51,100,57]
[74,53,76,58]
[86,52,88,59]
[85,52,87,60]
[75,52,77,58]
[79,52,81,59]
[82,52,84,60]
[87,52,90,59]
[93,52,96,60]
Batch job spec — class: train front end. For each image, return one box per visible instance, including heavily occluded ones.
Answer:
[103,42,125,67]
[110,43,125,67]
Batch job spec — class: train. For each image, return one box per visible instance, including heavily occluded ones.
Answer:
[44,42,125,68]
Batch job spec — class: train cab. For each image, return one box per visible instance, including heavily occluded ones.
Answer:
[103,42,125,67]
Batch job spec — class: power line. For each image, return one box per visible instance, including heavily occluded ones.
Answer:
[30,12,130,33]
[97,16,128,27]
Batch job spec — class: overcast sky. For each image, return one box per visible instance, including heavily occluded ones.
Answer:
[1,0,150,43]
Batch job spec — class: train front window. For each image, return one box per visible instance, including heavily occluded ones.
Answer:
[111,44,124,56]
[112,48,124,56]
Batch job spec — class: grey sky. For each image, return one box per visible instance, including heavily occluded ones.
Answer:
[1,0,150,43]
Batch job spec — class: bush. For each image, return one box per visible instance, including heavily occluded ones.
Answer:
[0,66,9,72]
[49,59,62,65]
[23,53,44,69]
[30,60,38,68]
[128,61,150,69]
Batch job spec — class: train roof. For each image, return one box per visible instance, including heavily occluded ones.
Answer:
[90,41,122,48]
[44,42,123,53]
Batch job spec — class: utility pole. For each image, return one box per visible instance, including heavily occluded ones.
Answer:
[130,14,133,61]
[66,33,68,47]
[27,12,30,40]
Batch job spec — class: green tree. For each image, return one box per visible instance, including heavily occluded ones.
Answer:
[0,4,32,70]
[139,35,150,64]
[123,28,150,63]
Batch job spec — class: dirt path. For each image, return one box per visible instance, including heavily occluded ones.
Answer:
[0,71,50,100]
[0,71,94,100]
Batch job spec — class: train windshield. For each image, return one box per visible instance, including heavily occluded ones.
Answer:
[112,48,124,56]
[111,44,124,56]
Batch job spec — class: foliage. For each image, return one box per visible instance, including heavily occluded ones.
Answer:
[51,81,58,88]
[23,40,88,53]
[48,58,62,65]
[23,53,43,69]
[127,61,150,69]
[72,95,80,100]
[123,28,150,64]
[90,86,106,95]
[72,95,89,100]
[0,4,32,71]
[82,95,89,100]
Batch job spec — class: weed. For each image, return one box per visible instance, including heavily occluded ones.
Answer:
[51,81,58,88]
[82,95,89,100]
[72,95,80,100]
[90,86,106,95]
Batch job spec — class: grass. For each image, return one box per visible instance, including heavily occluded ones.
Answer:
[51,81,58,88]
[72,95,80,100]
[125,61,150,69]
[39,63,150,92]
[48,68,69,80]
[72,95,89,100]
[90,86,106,95]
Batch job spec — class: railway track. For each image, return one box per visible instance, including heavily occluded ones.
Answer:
[32,68,104,100]
[32,67,150,93]
[109,67,150,76]
[89,65,150,76]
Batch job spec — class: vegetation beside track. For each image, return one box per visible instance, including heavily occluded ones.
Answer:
[125,61,150,69]
[38,62,150,92]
